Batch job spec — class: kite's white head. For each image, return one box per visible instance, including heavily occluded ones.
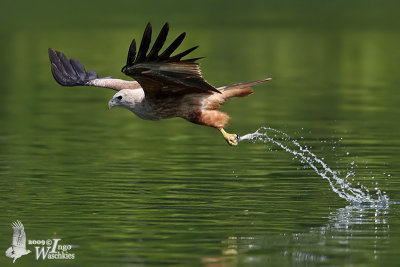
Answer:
[108,89,145,110]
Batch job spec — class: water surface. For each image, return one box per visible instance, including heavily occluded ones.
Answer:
[1,1,400,266]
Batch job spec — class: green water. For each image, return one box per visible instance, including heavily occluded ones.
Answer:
[1,0,400,266]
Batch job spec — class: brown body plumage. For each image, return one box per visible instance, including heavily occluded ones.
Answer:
[48,23,271,145]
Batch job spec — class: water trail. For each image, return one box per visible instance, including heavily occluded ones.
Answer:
[239,126,390,204]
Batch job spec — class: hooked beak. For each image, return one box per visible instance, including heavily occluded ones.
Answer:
[108,100,115,110]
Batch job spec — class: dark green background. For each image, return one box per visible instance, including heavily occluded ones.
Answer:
[0,0,399,266]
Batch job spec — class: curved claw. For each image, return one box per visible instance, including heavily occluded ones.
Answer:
[220,129,239,146]
[227,134,239,146]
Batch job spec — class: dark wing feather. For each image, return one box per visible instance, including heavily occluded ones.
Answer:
[121,22,220,99]
[169,46,199,61]
[135,23,152,63]
[48,48,99,86]
[126,39,136,66]
[147,23,169,61]
[158,32,185,60]
[49,48,140,91]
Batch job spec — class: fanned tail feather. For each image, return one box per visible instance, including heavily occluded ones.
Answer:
[219,78,271,99]
[222,87,254,99]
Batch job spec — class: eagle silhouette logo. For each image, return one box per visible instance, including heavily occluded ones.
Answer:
[5,220,31,263]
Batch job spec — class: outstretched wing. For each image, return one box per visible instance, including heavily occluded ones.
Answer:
[11,221,26,249]
[49,48,141,91]
[121,23,220,99]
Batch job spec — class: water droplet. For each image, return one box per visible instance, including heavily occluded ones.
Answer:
[243,126,387,203]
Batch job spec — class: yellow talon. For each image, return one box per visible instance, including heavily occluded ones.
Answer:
[220,128,239,146]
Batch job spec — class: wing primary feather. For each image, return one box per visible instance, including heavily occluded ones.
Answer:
[127,39,136,66]
[51,63,69,86]
[121,23,220,96]
[56,51,76,79]
[87,70,98,80]
[48,48,59,66]
[147,23,169,61]
[49,48,99,86]
[158,32,186,60]
[70,58,87,78]
[180,57,205,62]
[49,49,68,78]
[169,45,199,61]
[135,23,152,63]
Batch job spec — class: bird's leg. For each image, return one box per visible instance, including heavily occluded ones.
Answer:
[220,128,240,146]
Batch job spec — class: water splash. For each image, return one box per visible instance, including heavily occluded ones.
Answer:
[239,126,389,204]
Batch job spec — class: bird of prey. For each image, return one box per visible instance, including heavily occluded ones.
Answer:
[48,23,271,146]
[5,220,31,263]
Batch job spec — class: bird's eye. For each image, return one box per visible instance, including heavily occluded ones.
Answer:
[117,95,123,100]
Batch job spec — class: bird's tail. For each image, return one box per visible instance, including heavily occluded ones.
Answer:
[218,78,271,99]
